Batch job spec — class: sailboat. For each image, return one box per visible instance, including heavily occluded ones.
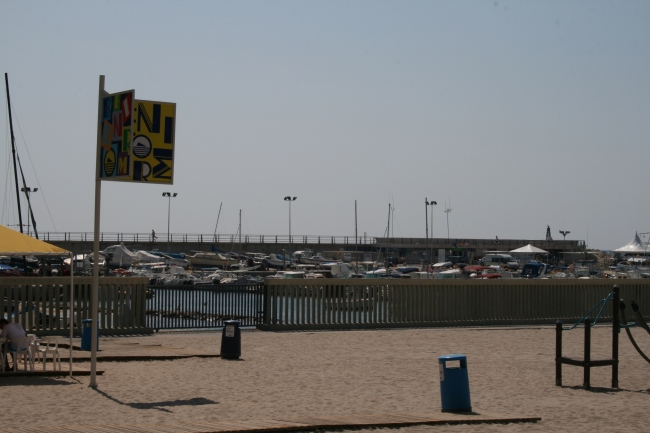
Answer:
[4,73,39,240]
[188,206,241,269]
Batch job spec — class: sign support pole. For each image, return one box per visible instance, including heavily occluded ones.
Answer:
[90,75,105,388]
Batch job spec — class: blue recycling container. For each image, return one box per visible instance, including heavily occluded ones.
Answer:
[220,320,241,359]
[81,319,99,351]
[439,354,472,412]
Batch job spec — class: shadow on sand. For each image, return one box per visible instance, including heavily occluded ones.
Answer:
[93,388,218,412]
[564,385,650,395]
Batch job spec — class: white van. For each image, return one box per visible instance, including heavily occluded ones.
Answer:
[480,254,519,270]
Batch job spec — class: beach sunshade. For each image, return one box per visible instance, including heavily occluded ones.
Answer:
[0,225,69,256]
[613,232,648,254]
[509,244,549,254]
[0,224,74,377]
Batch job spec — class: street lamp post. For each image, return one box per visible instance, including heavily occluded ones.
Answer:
[284,196,297,270]
[559,230,570,264]
[426,198,437,269]
[20,187,38,236]
[162,192,178,253]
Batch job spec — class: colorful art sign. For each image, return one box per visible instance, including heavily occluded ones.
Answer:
[99,90,134,179]
[127,99,176,184]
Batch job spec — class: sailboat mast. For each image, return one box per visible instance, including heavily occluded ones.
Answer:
[5,73,24,233]
[386,203,391,266]
[213,202,222,241]
[355,200,358,273]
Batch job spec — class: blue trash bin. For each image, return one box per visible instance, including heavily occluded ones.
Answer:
[81,319,99,351]
[220,320,241,359]
[439,354,471,412]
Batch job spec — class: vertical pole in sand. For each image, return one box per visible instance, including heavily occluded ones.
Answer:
[90,75,105,388]
[612,285,619,388]
[69,251,74,378]
[555,320,562,386]
[583,318,591,390]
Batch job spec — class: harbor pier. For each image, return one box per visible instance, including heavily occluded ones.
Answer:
[37,232,587,265]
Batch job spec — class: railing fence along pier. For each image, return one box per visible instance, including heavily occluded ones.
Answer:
[258,279,650,331]
[0,277,150,336]
[145,284,264,330]
[36,231,584,248]
[5,278,648,334]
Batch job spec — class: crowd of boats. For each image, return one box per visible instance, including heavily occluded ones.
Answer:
[3,243,649,284]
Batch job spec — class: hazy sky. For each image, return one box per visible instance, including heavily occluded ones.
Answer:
[1,1,649,250]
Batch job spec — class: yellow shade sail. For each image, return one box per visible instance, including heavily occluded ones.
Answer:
[0,225,69,256]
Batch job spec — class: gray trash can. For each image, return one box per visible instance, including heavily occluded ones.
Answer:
[220,320,241,359]
[439,354,471,412]
[81,319,99,351]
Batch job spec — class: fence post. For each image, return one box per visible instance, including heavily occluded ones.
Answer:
[556,320,563,386]
[583,318,591,389]
[263,283,271,326]
[612,285,619,388]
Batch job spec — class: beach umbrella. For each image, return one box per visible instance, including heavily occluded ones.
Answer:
[0,225,74,376]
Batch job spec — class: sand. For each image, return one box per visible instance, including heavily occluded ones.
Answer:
[3,325,650,432]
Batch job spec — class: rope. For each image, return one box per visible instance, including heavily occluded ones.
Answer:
[631,301,650,335]
[563,291,616,330]
[620,300,650,365]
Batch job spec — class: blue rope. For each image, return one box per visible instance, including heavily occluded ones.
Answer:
[563,291,616,330]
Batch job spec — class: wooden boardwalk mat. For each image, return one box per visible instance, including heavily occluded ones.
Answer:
[60,339,220,362]
[6,412,541,433]
[0,368,103,377]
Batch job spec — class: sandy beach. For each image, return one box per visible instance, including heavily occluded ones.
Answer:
[3,325,650,432]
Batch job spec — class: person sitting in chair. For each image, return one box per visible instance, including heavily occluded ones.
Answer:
[0,318,27,369]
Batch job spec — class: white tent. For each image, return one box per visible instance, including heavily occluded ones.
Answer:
[510,244,549,254]
[613,232,648,254]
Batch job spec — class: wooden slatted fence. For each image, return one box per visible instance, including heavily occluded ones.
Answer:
[0,277,150,336]
[258,279,650,331]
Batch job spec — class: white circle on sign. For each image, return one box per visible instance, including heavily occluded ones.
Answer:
[133,134,152,158]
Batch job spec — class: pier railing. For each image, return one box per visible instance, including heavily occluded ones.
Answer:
[7,278,641,334]
[0,277,150,336]
[33,232,584,249]
[37,232,380,245]
[258,279,650,331]
[145,284,264,330]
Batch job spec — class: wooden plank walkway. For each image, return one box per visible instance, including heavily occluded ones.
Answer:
[60,339,221,362]
[6,412,541,433]
[0,368,103,377]
[1,339,217,377]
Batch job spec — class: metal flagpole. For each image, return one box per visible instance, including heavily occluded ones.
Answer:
[90,75,105,388]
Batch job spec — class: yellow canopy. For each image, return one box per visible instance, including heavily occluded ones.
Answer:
[0,224,69,256]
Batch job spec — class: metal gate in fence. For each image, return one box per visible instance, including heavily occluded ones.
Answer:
[145,284,264,330]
